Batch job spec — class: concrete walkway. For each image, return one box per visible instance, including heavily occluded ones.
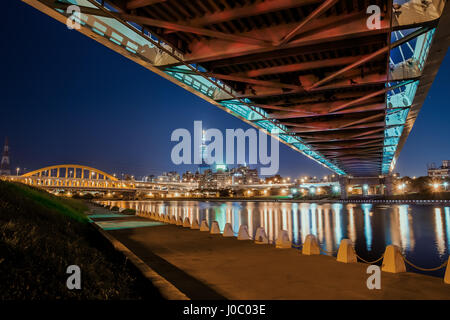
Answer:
[88,206,450,300]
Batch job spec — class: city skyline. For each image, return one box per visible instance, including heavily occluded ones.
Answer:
[1,1,450,179]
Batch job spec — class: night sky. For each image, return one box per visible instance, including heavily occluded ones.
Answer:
[1,1,449,179]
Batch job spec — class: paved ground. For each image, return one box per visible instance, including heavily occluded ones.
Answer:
[88,205,450,300]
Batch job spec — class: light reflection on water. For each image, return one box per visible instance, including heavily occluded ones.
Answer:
[103,200,450,277]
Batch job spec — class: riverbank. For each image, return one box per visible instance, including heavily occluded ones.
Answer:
[91,206,450,299]
[0,181,162,299]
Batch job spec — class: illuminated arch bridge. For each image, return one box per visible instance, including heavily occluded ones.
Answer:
[4,164,197,192]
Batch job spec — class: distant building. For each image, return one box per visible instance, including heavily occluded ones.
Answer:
[230,165,259,185]
[198,165,232,189]
[182,171,196,182]
[198,169,216,189]
[428,161,450,178]
[0,137,11,176]
[214,165,231,188]
[157,171,180,182]
[143,174,156,182]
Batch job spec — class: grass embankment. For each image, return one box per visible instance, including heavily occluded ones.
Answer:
[0,181,162,300]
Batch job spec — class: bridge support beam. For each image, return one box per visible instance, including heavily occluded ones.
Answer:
[339,176,348,200]
[384,175,394,197]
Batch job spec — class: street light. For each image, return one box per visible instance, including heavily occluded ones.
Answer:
[433,183,439,191]
[16,167,20,176]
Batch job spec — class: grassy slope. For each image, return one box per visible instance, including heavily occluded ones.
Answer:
[0,181,161,300]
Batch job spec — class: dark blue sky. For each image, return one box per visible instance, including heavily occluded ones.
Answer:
[1,1,449,178]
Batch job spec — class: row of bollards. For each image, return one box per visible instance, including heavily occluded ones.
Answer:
[303,233,450,284]
[144,211,449,285]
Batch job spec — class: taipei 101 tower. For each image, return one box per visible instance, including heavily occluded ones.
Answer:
[0,137,11,176]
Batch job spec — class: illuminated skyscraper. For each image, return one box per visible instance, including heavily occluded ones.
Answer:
[198,129,209,174]
[0,137,11,176]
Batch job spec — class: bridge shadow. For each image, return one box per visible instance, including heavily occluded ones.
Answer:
[109,228,227,300]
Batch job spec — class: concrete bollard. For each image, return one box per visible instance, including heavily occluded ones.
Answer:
[445,257,450,284]
[337,239,357,263]
[237,225,251,240]
[275,230,291,248]
[254,227,269,244]
[183,217,191,228]
[200,219,209,232]
[302,234,320,255]
[210,221,221,234]
[190,218,200,230]
[223,223,234,237]
[176,216,183,226]
[381,245,406,273]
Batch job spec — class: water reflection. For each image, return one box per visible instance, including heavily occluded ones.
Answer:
[103,200,450,277]
[362,204,372,251]
[435,208,445,256]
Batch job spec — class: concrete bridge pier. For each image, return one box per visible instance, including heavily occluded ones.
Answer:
[340,176,395,199]
[339,177,348,200]
[384,175,394,196]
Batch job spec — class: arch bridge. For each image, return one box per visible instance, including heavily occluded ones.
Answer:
[3,164,197,193]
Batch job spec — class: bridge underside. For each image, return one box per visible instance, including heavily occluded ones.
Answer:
[23,0,449,176]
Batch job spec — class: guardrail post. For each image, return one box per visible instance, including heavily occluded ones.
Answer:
[182,217,191,228]
[200,219,209,231]
[190,218,200,230]
[210,221,221,234]
[302,234,320,255]
[237,225,251,240]
[223,223,234,237]
[337,239,357,263]
[254,227,269,244]
[275,230,291,248]
[381,245,406,273]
